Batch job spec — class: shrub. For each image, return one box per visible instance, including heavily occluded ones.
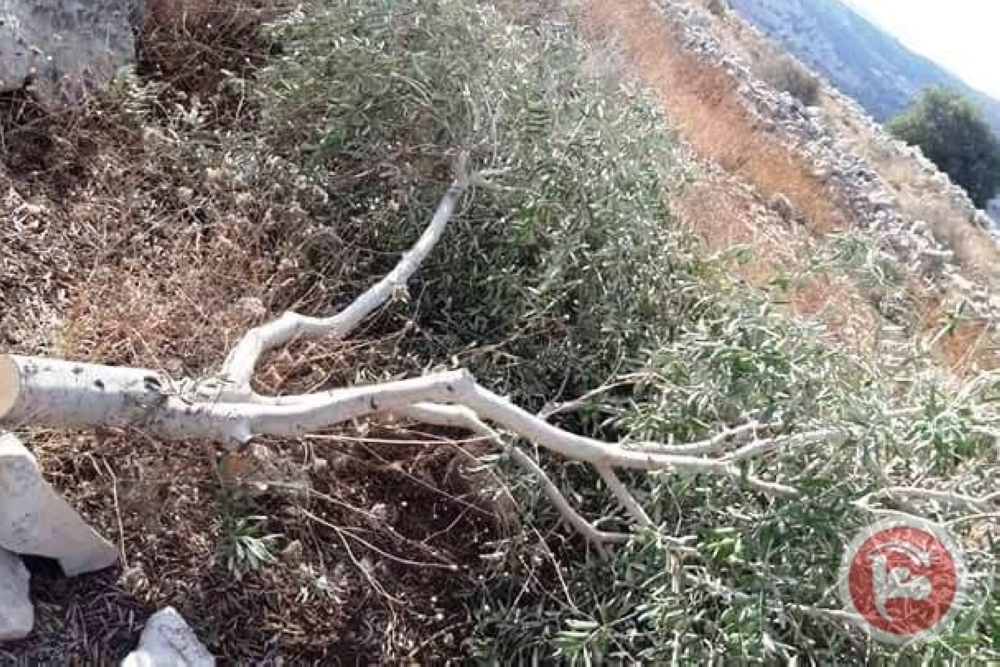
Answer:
[889,86,1000,208]
[761,54,821,106]
[707,0,729,16]
[254,0,698,408]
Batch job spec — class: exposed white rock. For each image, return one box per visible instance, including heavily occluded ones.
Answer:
[0,548,32,642]
[988,196,1000,224]
[919,248,955,278]
[0,432,118,576]
[909,220,930,239]
[0,0,140,103]
[121,607,215,667]
[973,211,995,230]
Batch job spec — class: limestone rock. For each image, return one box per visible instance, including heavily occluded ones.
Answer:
[0,433,118,576]
[0,548,32,642]
[973,210,996,231]
[918,248,955,278]
[988,196,1000,224]
[0,0,141,103]
[121,607,215,667]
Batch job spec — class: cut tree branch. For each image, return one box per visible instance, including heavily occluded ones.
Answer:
[221,177,471,396]
[857,486,1000,515]
[0,177,856,549]
[396,403,631,548]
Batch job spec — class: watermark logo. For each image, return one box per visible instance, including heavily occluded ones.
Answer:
[839,516,968,645]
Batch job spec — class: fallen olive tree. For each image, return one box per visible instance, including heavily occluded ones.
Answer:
[0,163,892,548]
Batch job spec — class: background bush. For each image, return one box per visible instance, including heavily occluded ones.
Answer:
[707,0,729,17]
[761,54,821,106]
[890,86,1000,208]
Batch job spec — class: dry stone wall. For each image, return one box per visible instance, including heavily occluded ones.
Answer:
[658,0,1000,318]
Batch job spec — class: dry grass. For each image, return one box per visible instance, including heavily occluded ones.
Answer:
[910,284,1000,374]
[788,273,879,351]
[578,0,850,236]
[673,169,803,282]
[674,170,879,354]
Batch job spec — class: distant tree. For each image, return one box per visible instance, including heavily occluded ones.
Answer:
[889,86,1000,208]
[706,0,729,16]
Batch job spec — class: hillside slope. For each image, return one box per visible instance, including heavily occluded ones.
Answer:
[2,0,1000,663]
[727,0,1000,138]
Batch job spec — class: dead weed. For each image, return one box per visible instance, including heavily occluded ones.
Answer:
[675,167,879,355]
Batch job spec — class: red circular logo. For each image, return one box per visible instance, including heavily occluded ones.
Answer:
[839,518,967,645]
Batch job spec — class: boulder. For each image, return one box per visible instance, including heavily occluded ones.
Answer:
[0,548,32,642]
[0,0,141,103]
[121,607,215,667]
[0,432,118,576]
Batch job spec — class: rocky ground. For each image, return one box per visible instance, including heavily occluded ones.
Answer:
[670,0,1000,319]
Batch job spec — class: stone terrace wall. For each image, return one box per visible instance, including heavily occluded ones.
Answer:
[657,0,1000,317]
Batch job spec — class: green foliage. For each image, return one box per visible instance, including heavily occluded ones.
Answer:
[216,476,282,580]
[761,54,821,106]
[890,86,1000,208]
[221,514,282,580]
[243,0,1000,662]
[254,0,700,407]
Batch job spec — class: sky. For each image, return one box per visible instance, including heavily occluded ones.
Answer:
[847,0,1000,99]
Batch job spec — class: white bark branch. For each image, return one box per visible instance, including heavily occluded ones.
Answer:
[0,169,865,552]
[0,355,249,441]
[631,420,776,456]
[396,404,631,547]
[0,356,473,446]
[722,429,850,463]
[1,353,811,500]
[858,486,1000,514]
[0,349,819,549]
[596,465,652,527]
[220,179,470,394]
